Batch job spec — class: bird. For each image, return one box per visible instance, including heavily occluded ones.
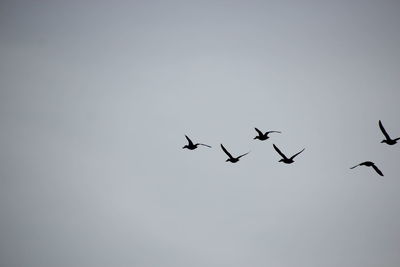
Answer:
[220,144,249,163]
[379,120,399,145]
[273,144,305,164]
[182,135,211,150]
[350,161,384,177]
[253,128,281,141]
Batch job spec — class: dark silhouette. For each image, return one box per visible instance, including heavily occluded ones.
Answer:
[350,161,384,177]
[253,128,281,141]
[182,135,211,150]
[379,120,399,145]
[220,144,249,163]
[273,144,305,164]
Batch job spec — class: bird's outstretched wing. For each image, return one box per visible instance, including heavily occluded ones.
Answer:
[237,151,250,159]
[273,144,288,159]
[254,127,263,136]
[197,143,212,148]
[350,164,360,169]
[371,164,384,176]
[220,144,233,159]
[185,135,194,146]
[291,148,305,160]
[266,131,281,135]
[379,120,391,140]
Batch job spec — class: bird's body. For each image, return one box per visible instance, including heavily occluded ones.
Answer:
[182,135,211,150]
[273,144,304,164]
[220,144,249,163]
[350,161,384,176]
[379,120,400,145]
[254,128,281,141]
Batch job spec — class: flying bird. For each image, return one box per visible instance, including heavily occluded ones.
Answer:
[379,120,399,145]
[350,161,384,177]
[273,144,305,164]
[254,128,281,141]
[220,144,249,163]
[182,135,211,150]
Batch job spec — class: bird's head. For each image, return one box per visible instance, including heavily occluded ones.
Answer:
[225,159,230,162]
[182,145,188,149]
[279,159,284,162]
[381,140,387,144]
[253,136,259,140]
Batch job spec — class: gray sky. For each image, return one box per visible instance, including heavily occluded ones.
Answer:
[1,1,400,266]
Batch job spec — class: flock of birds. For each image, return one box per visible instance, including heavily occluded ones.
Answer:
[183,120,399,177]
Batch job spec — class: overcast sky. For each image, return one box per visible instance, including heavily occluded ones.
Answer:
[1,1,400,267]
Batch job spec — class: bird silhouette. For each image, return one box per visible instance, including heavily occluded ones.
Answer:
[254,128,281,141]
[273,144,305,164]
[182,135,211,150]
[220,144,249,163]
[379,120,399,145]
[350,161,384,177]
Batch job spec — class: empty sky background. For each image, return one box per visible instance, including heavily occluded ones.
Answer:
[1,1,400,266]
